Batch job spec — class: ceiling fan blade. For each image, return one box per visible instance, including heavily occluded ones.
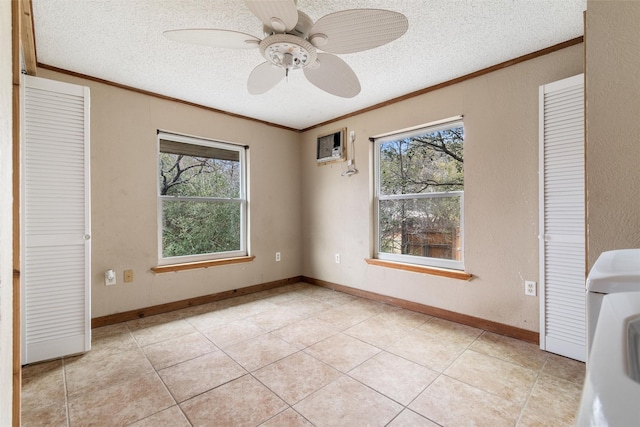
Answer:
[303,53,360,98]
[247,61,286,95]
[244,0,298,32]
[163,29,260,49]
[309,9,408,54]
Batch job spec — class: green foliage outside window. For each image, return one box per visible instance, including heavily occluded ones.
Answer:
[378,126,464,262]
[159,144,244,259]
[161,200,240,257]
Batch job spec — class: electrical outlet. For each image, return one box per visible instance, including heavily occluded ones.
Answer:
[275,252,281,262]
[105,269,116,286]
[525,280,537,296]
[335,253,340,264]
[124,269,134,282]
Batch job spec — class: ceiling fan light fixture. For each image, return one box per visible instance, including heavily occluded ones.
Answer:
[269,17,287,32]
[259,34,317,71]
[309,33,329,48]
[166,3,408,98]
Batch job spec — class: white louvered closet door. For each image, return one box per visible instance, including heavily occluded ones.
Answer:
[538,74,585,362]
[21,75,91,364]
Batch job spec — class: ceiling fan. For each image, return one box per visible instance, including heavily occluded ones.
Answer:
[164,0,409,98]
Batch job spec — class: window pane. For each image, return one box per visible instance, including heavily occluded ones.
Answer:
[379,196,461,261]
[379,126,463,196]
[162,200,241,258]
[159,151,240,198]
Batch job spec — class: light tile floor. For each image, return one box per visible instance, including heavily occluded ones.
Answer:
[22,283,585,426]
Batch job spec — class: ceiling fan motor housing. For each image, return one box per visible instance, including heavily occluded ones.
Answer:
[259,34,317,70]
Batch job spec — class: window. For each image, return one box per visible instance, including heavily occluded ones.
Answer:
[373,118,464,270]
[157,132,247,264]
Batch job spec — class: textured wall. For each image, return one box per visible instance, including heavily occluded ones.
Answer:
[301,45,584,332]
[585,0,640,268]
[37,42,586,331]
[38,69,303,318]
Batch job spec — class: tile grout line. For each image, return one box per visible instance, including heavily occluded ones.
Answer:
[224,304,352,426]
[514,354,549,427]
[125,320,190,426]
[149,321,250,409]
[395,330,488,421]
[444,332,550,427]
[245,294,392,424]
[61,357,71,427]
[34,285,582,426]
[394,328,487,424]
[246,347,322,426]
[300,304,473,425]
[334,317,441,426]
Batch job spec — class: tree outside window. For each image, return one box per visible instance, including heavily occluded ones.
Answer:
[375,121,464,270]
[158,134,247,263]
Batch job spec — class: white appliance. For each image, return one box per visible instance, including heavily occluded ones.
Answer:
[586,248,640,359]
[576,292,640,426]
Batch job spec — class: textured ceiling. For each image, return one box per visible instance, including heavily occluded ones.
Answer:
[31,0,586,130]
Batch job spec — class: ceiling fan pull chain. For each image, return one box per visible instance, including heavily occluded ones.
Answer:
[283,52,294,82]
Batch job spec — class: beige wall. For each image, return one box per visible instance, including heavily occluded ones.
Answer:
[37,41,586,331]
[585,0,640,268]
[301,44,584,332]
[38,69,303,318]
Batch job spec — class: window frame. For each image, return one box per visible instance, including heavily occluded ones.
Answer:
[373,118,465,271]
[156,131,248,266]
